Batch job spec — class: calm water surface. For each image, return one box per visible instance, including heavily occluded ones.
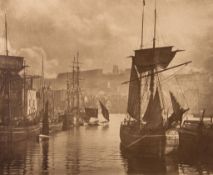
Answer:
[0,115,213,175]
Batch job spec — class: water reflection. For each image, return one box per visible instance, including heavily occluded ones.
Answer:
[178,149,213,175]
[120,144,177,175]
[120,142,213,175]
[0,141,30,175]
[102,124,109,130]
[65,129,80,175]
[1,116,213,174]
[41,140,49,174]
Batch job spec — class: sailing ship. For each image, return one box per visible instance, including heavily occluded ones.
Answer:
[84,100,110,126]
[0,15,40,144]
[62,53,84,129]
[120,1,190,157]
[39,57,63,135]
[62,70,74,130]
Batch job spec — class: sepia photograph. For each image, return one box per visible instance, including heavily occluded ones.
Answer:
[0,0,212,174]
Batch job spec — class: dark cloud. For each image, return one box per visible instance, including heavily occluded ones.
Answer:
[0,0,212,77]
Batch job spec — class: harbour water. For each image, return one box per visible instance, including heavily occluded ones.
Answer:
[0,115,213,175]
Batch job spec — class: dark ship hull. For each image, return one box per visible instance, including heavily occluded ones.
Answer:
[0,124,40,144]
[87,121,99,127]
[203,126,213,156]
[120,123,166,158]
[62,113,74,130]
[49,121,63,134]
[179,120,213,156]
[178,121,202,153]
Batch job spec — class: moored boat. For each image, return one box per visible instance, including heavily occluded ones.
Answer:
[84,107,99,126]
[120,0,190,157]
[178,110,213,155]
[0,15,40,143]
[84,100,110,126]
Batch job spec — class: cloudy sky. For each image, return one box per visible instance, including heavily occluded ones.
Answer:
[0,0,212,77]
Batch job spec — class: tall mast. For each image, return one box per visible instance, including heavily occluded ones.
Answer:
[8,74,11,125]
[5,14,9,56]
[139,0,145,127]
[72,56,75,109]
[76,52,80,125]
[66,72,70,112]
[150,0,157,99]
[153,0,157,47]
[52,90,55,119]
[153,0,165,111]
[42,56,44,85]
[23,60,26,119]
[42,56,45,110]
[139,73,142,127]
[4,14,11,127]
[140,0,145,49]
[73,57,75,89]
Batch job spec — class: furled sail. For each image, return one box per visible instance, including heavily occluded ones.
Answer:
[0,55,24,72]
[169,92,189,124]
[99,101,109,121]
[133,46,178,73]
[143,89,163,128]
[85,107,98,122]
[127,63,140,120]
[170,92,181,115]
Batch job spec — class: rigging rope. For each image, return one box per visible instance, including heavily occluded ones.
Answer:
[155,65,189,111]
[160,65,185,83]
[174,76,189,109]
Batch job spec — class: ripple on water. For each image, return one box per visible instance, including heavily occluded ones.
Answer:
[1,115,213,174]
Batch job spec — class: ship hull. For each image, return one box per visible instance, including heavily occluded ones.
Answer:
[0,124,40,144]
[179,121,213,156]
[86,120,99,127]
[178,120,204,154]
[62,113,74,130]
[178,128,202,153]
[49,121,63,134]
[120,124,166,158]
[203,127,213,156]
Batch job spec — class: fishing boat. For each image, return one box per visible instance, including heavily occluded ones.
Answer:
[0,15,40,144]
[120,0,190,157]
[84,101,110,126]
[202,118,213,156]
[178,110,213,156]
[84,107,99,126]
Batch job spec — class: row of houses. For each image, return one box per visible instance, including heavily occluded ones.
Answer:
[30,68,213,115]
[3,60,210,117]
